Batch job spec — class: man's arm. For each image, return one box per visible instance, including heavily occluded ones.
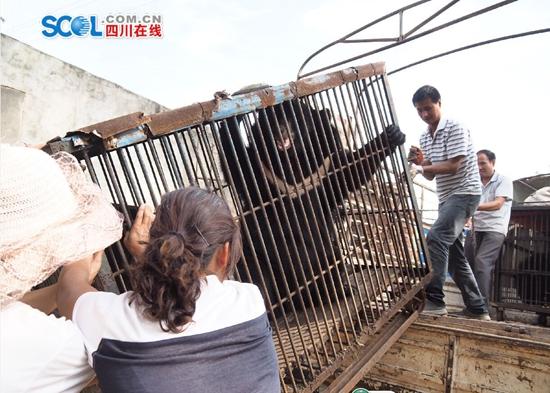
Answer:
[418,159,435,180]
[20,284,59,314]
[422,155,464,175]
[56,252,102,320]
[478,196,506,211]
[415,156,464,181]
[408,144,464,181]
[478,176,513,211]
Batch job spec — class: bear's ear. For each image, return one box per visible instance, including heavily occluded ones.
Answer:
[315,107,332,124]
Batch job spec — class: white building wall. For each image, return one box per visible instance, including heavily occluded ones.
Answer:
[1,34,166,144]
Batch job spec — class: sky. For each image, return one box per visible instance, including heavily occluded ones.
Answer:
[1,0,550,181]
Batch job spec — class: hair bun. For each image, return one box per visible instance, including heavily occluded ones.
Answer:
[159,231,186,261]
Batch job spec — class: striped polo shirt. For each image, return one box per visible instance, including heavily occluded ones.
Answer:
[419,118,481,202]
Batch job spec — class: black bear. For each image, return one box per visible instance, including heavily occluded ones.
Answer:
[219,98,405,315]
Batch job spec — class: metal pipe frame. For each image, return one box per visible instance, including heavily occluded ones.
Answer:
[297,0,523,79]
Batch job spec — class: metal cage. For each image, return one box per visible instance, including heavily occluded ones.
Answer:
[46,62,430,392]
[493,205,550,321]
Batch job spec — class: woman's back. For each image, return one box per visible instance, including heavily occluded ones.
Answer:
[58,187,281,392]
[74,276,278,393]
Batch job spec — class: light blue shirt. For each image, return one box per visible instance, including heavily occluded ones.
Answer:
[473,171,513,235]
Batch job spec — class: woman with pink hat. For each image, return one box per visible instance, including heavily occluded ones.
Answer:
[0,144,123,392]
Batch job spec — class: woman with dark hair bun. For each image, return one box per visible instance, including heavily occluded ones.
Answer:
[57,187,280,393]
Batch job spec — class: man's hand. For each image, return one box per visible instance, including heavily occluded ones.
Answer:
[408,145,424,165]
[385,125,406,149]
[87,251,104,283]
[409,163,424,178]
[62,251,104,284]
[124,204,155,259]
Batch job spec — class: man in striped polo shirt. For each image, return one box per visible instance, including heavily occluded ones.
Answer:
[409,85,489,320]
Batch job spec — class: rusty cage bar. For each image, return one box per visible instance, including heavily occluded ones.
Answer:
[493,205,550,322]
[46,62,430,391]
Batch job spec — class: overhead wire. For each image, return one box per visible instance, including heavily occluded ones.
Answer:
[388,28,550,75]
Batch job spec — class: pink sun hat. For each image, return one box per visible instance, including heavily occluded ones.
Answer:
[0,144,123,306]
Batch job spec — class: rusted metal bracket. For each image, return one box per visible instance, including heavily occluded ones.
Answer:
[325,310,419,392]
[444,335,458,393]
[46,62,386,149]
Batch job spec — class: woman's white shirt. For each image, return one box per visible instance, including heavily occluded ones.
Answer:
[0,301,94,393]
[72,275,266,366]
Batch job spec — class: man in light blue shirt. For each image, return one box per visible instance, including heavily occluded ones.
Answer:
[465,149,513,305]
